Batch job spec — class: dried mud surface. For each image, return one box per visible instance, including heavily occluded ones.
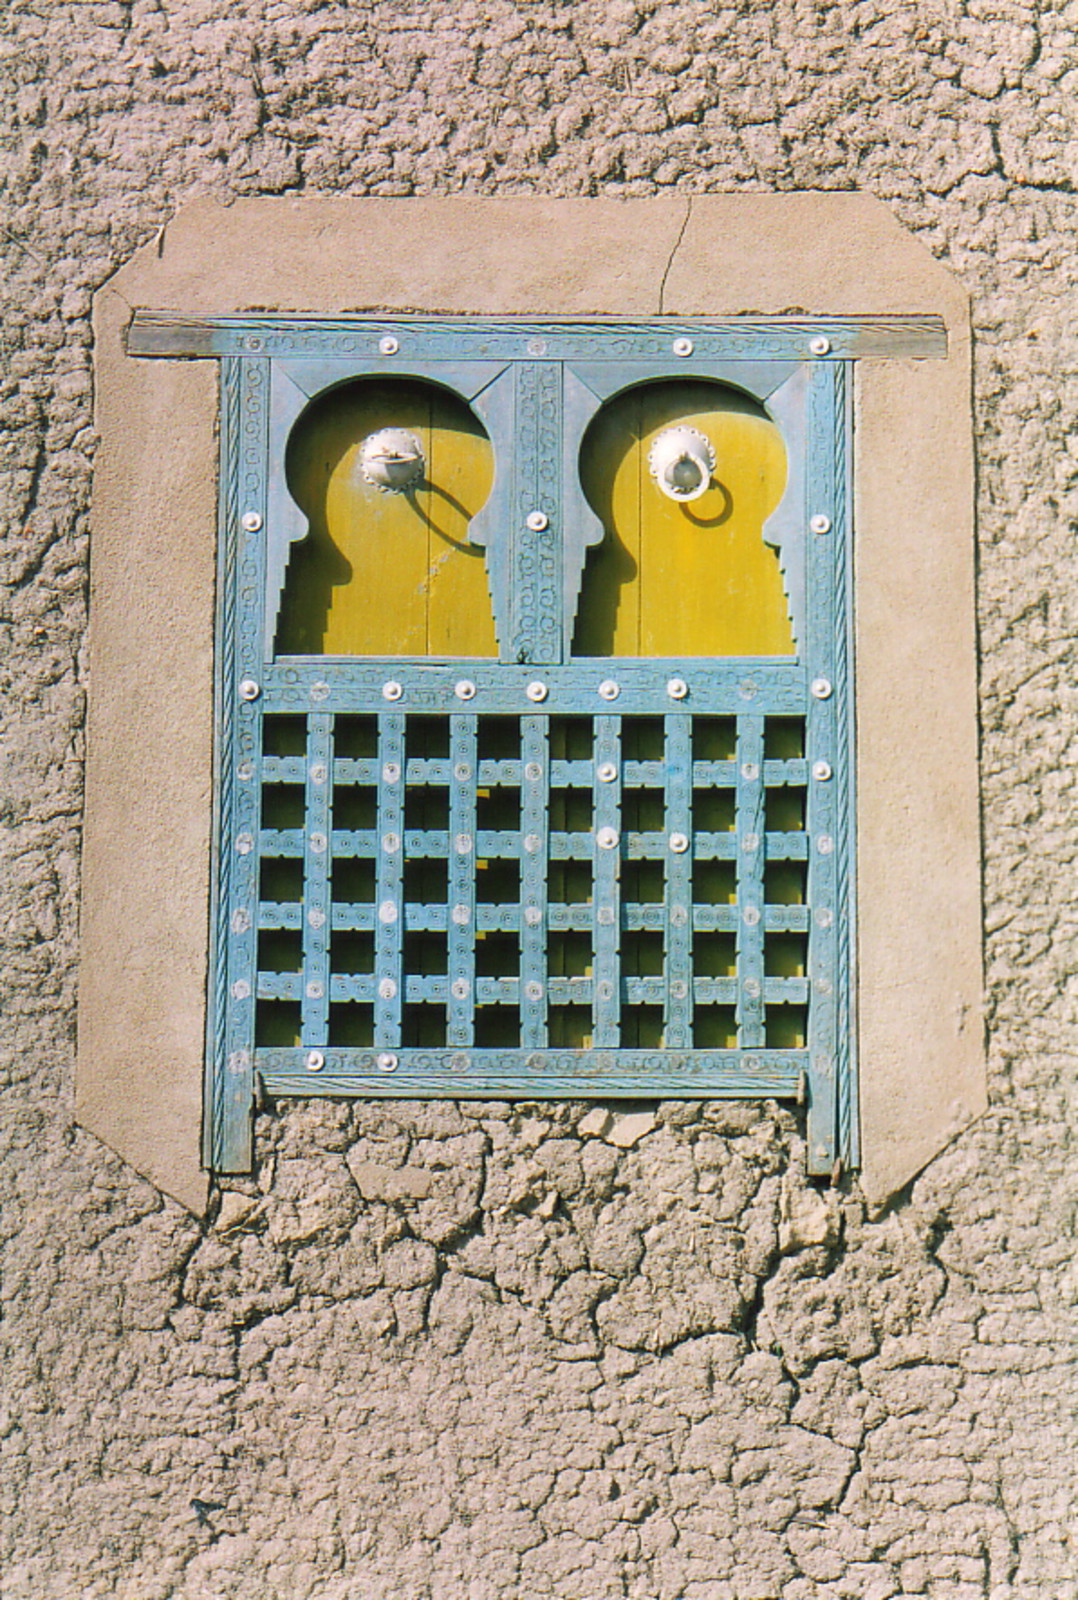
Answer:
[1,1,1076,1596]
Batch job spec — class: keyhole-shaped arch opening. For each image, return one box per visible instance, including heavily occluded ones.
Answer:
[277,376,496,657]
[574,379,794,657]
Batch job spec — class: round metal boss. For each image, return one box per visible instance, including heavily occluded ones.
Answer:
[596,826,620,850]
[526,680,548,703]
[669,832,690,854]
[810,677,833,700]
[672,336,694,356]
[526,510,549,532]
[455,679,477,701]
[812,760,833,781]
[379,335,399,354]
[238,678,260,701]
[376,1052,399,1072]
[382,680,403,701]
[810,514,832,534]
[809,334,831,355]
[648,425,716,502]
[241,510,263,533]
[598,679,620,701]
[667,677,689,700]
[305,1051,325,1073]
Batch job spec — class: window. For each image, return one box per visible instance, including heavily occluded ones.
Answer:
[83,199,982,1212]
[127,313,944,1178]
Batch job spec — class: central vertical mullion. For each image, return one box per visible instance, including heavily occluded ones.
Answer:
[664,714,693,1048]
[592,714,622,1047]
[512,361,563,666]
[374,711,406,1048]
[736,715,766,1047]
[447,714,478,1048]
[520,715,550,1048]
[301,712,333,1049]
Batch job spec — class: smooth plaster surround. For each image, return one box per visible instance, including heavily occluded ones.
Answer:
[81,194,984,1212]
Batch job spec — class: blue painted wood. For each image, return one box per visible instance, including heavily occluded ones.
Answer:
[129,311,947,362]
[255,1049,809,1098]
[519,716,550,1048]
[374,714,406,1048]
[592,715,622,1047]
[804,360,841,1175]
[447,715,478,1048]
[664,715,694,1050]
[735,717,767,1048]
[204,321,860,1175]
[260,661,810,717]
[300,713,333,1049]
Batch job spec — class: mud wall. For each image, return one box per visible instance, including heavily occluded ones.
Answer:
[2,2,1075,1596]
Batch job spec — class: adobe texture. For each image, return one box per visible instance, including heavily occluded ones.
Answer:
[1,3,1075,1598]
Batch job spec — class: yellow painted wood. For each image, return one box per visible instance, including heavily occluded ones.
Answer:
[576,381,794,658]
[278,379,495,657]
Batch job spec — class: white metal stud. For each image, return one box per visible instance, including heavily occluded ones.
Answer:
[241,511,263,532]
[526,511,549,532]
[526,680,548,702]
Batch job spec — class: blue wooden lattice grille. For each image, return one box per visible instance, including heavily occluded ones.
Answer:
[187,317,888,1177]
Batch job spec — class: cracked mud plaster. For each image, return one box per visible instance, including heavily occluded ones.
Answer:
[1,0,1076,1596]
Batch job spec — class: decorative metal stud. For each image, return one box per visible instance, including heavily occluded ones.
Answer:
[383,761,401,783]
[382,832,400,853]
[378,901,398,923]
[306,979,325,1000]
[231,979,251,1000]
[596,906,615,926]
[378,977,397,1000]
[596,826,620,850]
[455,833,473,855]
[524,761,542,782]
[672,336,694,356]
[809,334,831,356]
[598,679,620,701]
[455,679,477,701]
[241,511,263,533]
[452,903,470,925]
[525,981,544,1002]
[309,831,328,854]
[382,681,403,701]
[307,907,326,929]
[379,335,399,355]
[666,677,689,700]
[812,760,833,781]
[526,510,549,532]
[810,514,832,534]
[237,761,254,782]
[811,678,833,699]
[309,761,328,785]
[235,832,254,855]
[524,833,542,854]
[816,908,834,928]
[596,762,617,783]
[310,681,330,702]
[454,761,471,782]
[741,761,759,781]
[524,905,543,926]
[451,978,470,1000]
[305,1051,325,1073]
[231,908,250,934]
[239,678,260,701]
[376,1052,398,1072]
[526,680,548,702]
[817,834,835,855]
[742,832,759,853]
[743,905,761,926]
[669,832,690,854]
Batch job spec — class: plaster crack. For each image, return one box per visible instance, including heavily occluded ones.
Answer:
[658,198,693,314]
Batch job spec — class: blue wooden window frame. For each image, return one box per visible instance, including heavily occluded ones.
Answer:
[125,313,946,1178]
